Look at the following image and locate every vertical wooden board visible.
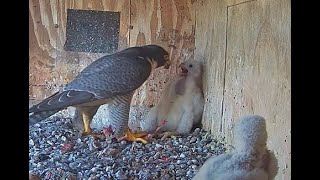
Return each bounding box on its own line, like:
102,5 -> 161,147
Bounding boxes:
29,86 -> 55,104
29,0 -> 59,100
194,0 -> 228,136
223,0 -> 290,179
130,0 -> 196,109
29,0 -> 130,101
226,0 -> 256,6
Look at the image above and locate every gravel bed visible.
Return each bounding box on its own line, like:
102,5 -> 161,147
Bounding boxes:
29,117 -> 226,180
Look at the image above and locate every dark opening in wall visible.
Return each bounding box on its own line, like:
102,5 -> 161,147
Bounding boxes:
64,9 -> 120,53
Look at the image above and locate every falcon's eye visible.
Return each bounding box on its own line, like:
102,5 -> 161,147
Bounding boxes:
189,64 -> 193,68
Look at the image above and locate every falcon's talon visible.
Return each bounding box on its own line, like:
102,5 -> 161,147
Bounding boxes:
81,131 -> 92,137
120,128 -> 149,144
131,130 -> 149,137
134,138 -> 148,144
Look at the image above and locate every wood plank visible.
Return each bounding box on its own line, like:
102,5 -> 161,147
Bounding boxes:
223,0 -> 291,179
29,0 -> 130,100
130,0 -> 196,109
226,0 -> 256,6
29,0 -> 58,99
194,0 -> 228,136
29,1 -> 291,178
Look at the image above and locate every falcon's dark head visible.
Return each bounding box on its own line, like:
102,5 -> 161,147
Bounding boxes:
142,45 -> 171,69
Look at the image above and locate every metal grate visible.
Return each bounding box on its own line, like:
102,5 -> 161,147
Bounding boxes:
64,9 -> 120,53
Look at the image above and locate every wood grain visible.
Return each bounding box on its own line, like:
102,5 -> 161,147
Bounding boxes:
29,0 -> 130,101
29,1 -> 290,179
223,1 -> 291,179
194,0 -> 228,135
130,0 -> 196,108
195,0 -> 291,179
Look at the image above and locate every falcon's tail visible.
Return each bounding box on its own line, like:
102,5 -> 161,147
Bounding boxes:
29,109 -> 61,126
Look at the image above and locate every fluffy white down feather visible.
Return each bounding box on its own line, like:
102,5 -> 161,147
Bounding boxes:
192,115 -> 278,180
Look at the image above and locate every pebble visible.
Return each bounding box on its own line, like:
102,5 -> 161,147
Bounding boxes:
180,153 -> 186,158
155,143 -> 163,148
191,159 -> 198,164
61,136 -> 67,141
186,170 -> 193,176
91,167 -> 98,173
190,136 -> 197,143
29,116 -> 227,179
29,139 -> 35,146
120,140 -> 127,145
115,170 -> 127,179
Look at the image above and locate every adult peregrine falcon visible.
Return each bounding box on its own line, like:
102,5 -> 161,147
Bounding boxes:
29,44 -> 170,142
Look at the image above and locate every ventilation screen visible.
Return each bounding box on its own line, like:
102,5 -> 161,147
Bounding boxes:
64,9 -> 120,53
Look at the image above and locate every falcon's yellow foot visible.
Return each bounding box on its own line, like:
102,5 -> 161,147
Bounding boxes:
81,129 -> 92,137
118,129 -> 149,144
81,112 -> 97,137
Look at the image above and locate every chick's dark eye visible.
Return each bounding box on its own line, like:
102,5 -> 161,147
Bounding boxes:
189,64 -> 193,68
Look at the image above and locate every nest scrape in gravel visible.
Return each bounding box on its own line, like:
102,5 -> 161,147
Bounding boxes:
29,117 -> 227,180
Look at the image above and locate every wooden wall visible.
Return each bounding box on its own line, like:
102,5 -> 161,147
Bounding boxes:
29,0 -> 290,179
29,0 -> 195,107
29,0 -> 130,104
195,0 -> 291,179
129,0 -> 196,107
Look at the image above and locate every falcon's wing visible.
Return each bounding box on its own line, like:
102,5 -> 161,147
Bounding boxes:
64,53 -> 152,98
29,90 -> 96,113
30,50 -> 152,113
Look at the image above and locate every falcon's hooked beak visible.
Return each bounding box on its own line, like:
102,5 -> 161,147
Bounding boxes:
163,54 -> 171,69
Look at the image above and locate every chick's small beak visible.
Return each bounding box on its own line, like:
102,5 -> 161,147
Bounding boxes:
178,63 -> 188,75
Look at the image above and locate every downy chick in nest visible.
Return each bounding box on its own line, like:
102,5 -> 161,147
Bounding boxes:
140,59 -> 205,139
